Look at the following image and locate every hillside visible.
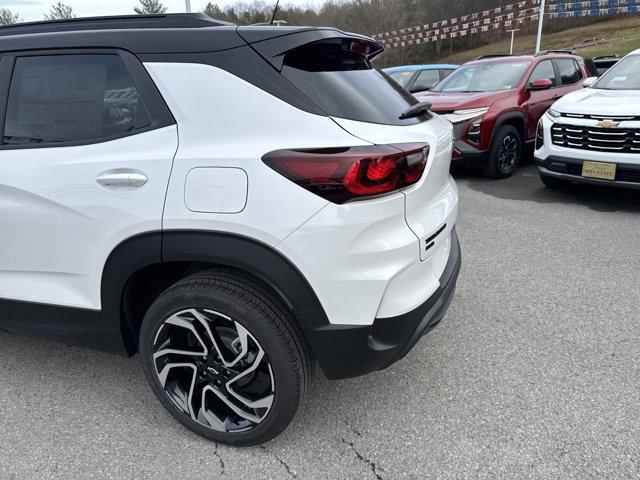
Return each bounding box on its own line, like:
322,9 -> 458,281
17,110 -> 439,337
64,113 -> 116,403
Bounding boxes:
437,16 -> 640,64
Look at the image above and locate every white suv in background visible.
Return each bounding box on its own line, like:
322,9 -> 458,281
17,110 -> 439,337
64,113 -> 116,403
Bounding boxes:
0,14 -> 460,446
535,48 -> 640,189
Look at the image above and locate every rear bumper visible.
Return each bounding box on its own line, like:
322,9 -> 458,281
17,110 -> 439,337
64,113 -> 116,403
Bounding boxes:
535,155 -> 640,190
308,228 -> 461,380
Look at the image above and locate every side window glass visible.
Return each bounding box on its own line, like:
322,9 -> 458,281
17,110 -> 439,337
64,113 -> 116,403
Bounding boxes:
440,69 -> 456,80
4,54 -> 150,146
556,59 -> 582,86
411,69 -> 441,92
529,60 -> 557,86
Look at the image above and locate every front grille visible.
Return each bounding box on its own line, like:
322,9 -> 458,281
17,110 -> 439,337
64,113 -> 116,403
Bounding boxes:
551,124 -> 640,153
547,162 -> 640,183
563,113 -> 640,121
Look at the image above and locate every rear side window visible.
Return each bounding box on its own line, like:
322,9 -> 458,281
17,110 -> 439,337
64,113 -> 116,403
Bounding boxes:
583,58 -> 598,77
555,59 -> 582,86
280,39 -> 420,125
412,69 -> 441,92
387,70 -> 415,88
4,54 -> 150,146
529,60 -> 557,86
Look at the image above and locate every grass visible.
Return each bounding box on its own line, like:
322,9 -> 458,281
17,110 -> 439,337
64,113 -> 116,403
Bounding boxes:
437,15 -> 640,63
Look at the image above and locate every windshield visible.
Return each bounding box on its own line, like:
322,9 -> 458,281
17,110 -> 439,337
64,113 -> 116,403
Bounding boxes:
594,55 -> 640,90
386,70 -> 415,88
433,61 -> 531,93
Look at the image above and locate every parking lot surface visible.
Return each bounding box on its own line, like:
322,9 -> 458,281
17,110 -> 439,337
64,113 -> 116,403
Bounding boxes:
1,163 -> 638,479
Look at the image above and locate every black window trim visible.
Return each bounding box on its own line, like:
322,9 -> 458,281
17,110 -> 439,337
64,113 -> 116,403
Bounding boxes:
0,48 -> 175,150
527,59 -> 560,89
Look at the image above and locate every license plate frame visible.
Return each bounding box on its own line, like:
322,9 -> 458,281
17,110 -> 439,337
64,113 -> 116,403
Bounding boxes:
582,161 -> 617,181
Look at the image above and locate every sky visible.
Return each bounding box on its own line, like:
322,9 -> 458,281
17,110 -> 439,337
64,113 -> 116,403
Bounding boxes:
2,0 -> 320,22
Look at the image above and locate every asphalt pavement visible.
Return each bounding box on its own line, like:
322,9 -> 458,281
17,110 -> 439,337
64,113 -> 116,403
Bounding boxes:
1,162 -> 639,479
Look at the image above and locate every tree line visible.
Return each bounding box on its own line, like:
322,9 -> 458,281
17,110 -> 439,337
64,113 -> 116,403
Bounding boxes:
0,0 -> 617,66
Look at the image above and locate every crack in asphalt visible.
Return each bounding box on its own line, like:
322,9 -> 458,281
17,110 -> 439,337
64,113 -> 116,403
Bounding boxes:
259,445 -> 297,478
341,423 -> 383,480
213,443 -> 227,476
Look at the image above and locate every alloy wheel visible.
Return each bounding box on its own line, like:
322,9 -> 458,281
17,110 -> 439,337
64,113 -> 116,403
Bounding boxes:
152,308 -> 275,433
498,134 -> 520,172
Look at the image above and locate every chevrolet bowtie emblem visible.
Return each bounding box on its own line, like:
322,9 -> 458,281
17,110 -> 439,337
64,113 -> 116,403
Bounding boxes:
597,119 -> 620,129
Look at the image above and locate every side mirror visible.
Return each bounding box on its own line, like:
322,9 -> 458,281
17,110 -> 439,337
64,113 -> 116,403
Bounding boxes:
527,79 -> 554,91
583,76 -> 598,88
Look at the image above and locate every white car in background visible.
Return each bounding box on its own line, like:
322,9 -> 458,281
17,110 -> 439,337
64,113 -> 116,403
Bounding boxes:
535,48 -> 640,189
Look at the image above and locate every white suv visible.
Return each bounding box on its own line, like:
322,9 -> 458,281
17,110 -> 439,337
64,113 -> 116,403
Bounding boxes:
0,14 -> 460,446
535,48 -> 640,189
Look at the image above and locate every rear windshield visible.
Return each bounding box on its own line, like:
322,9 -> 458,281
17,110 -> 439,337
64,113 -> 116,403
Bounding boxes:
281,39 -> 421,125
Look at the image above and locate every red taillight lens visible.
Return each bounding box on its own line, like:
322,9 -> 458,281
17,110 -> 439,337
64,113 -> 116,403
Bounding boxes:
262,143 -> 429,204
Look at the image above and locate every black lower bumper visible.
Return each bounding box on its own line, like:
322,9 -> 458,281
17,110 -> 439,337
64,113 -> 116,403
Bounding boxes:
452,140 -> 488,165
307,229 -> 462,380
536,155 -> 640,190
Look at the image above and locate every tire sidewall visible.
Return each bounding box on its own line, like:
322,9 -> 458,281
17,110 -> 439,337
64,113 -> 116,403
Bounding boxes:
140,284 -> 302,446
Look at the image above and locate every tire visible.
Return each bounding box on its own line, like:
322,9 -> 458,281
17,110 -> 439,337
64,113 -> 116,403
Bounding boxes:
140,269 -> 312,446
540,173 -> 570,189
483,125 -> 523,179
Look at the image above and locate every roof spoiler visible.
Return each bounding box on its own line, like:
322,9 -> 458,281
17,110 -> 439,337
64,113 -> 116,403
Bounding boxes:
237,27 -> 383,70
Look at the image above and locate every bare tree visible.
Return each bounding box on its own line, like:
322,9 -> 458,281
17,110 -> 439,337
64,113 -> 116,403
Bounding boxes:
44,2 -> 75,20
0,7 -> 21,24
203,2 -> 224,18
134,0 -> 168,14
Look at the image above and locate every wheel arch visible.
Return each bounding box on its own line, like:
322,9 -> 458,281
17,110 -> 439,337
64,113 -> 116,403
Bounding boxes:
490,111 -> 526,146
102,230 -> 329,356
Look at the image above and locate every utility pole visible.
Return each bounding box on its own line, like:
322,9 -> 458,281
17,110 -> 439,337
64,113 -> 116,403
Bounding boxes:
185,0 -> 191,13
507,29 -> 520,54
535,0 -> 546,53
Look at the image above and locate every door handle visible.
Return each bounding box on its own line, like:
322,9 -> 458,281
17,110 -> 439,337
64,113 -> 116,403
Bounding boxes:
96,170 -> 148,189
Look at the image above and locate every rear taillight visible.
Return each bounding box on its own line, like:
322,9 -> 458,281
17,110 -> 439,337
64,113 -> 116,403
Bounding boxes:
262,143 -> 429,204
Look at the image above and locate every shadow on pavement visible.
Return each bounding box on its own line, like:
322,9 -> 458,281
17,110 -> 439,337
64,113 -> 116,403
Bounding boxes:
453,163 -> 640,213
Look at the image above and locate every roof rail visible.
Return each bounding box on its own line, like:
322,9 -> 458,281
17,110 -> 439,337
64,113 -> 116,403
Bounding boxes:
535,49 -> 576,56
475,54 -> 512,60
0,13 -> 233,37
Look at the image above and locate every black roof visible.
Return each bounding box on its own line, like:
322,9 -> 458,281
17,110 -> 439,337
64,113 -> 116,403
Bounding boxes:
0,13 -> 231,36
0,13 -> 380,56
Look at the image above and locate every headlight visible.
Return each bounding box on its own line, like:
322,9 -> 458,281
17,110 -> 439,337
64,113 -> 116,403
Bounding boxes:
443,107 -> 490,124
547,108 -> 561,118
467,119 -> 482,144
535,119 -> 544,149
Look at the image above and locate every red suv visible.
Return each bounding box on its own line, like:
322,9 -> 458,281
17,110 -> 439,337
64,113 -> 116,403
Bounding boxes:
417,52 -> 597,178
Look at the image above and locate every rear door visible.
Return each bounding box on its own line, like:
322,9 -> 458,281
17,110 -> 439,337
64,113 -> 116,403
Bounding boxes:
0,50 -> 177,310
